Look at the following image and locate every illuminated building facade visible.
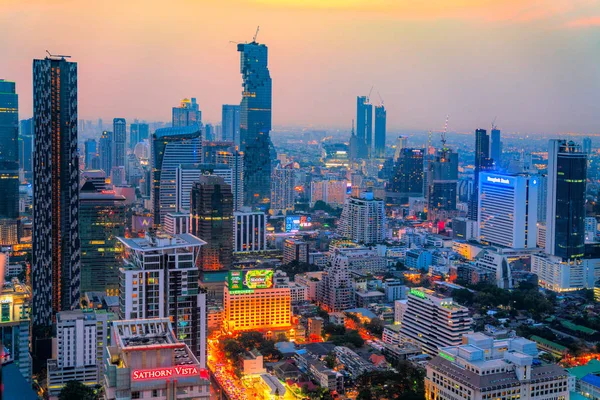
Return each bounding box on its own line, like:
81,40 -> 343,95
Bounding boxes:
172,97 -> 201,128
0,278 -> 32,382
112,118 -> 126,168
176,163 -> 233,213
270,163 -> 295,214
388,148 -> 424,204
234,209 -> 267,252
117,231 -> 207,361
222,104 -> 240,145
223,269 -> 291,333
238,41 -> 272,207
399,288 -> 472,355
190,176 -> 234,271
104,319 -> 210,400
338,191 -> 385,244
33,56 -> 81,326
283,238 -> 309,264
79,182 -> 126,295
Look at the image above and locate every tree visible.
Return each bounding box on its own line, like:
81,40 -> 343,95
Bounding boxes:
365,318 -> 385,336
59,380 -> 96,400
324,352 -> 336,369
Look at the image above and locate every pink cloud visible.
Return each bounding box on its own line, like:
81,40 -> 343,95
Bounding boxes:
564,16 -> 600,28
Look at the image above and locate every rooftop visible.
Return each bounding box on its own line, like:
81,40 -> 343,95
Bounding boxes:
117,231 -> 206,251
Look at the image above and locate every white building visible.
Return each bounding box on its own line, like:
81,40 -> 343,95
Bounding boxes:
117,231 -> 207,365
425,333 -> 569,400
394,299 -> 407,325
338,191 -> 386,244
537,222 -> 546,248
382,325 -> 402,346
47,310 -> 115,398
399,288 -> 472,355
294,271 -> 324,301
273,270 -> 309,304
164,212 -> 190,234
478,172 -> 538,249
176,163 -> 233,213
474,249 -> 512,289
271,163 -> 296,214
215,149 -> 244,211
586,217 -> 598,241
310,179 -> 347,207
317,252 -> 355,312
531,253 -> 595,292
327,247 -> 387,274
234,209 -> 267,252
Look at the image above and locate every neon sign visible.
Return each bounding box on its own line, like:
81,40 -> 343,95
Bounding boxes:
132,366 -> 204,380
486,176 -> 510,185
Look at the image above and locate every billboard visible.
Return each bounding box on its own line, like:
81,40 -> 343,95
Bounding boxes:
285,215 -> 312,233
132,366 -> 208,381
228,269 -> 274,291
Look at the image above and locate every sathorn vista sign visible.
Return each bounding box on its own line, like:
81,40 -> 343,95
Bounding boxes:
131,366 -> 204,380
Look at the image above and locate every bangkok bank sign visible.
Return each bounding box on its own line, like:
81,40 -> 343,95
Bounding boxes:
132,366 -> 207,381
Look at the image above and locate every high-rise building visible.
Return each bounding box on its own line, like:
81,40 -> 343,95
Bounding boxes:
99,130 -> 113,176
164,212 -> 190,235
204,123 -> 214,141
176,163 -> 233,213
112,118 -> 126,168
425,333 -> 569,400
222,104 -> 241,145
19,118 -> 33,176
130,122 -> 149,149
356,96 -> 373,159
46,309 -> 115,398
310,179 -> 347,207
117,231 -> 207,360
426,148 -> 458,219
271,163 -> 296,214
172,97 -> 201,127
583,136 -> 592,155
190,176 -> 234,271
234,209 -> 267,252
283,238 -> 309,264
317,251 -> 355,312
0,278 -> 32,382
216,148 -> 244,211
84,138 -> 98,170
152,124 -> 202,226
393,136 -> 408,162
490,127 -> 502,165
398,288 -> 472,355
478,172 -> 538,249
468,129 -> 494,221
104,319 -> 211,400
0,80 -> 20,243
388,148 -> 424,204
537,174 -> 548,223
238,41 -> 272,207
546,139 -> 586,260
373,105 -> 386,159
32,55 -> 81,326
79,181 -> 126,295
338,191 -> 385,244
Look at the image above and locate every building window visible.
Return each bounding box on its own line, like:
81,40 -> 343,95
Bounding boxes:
131,392 -> 141,399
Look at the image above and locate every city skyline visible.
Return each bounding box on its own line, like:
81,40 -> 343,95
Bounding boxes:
2,0 -> 600,134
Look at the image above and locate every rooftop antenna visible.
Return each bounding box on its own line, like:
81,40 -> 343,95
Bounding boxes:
491,116 -> 497,131
377,91 -> 384,106
45,50 -> 71,59
441,114 -> 449,151
351,119 -> 355,136
253,26 -> 260,43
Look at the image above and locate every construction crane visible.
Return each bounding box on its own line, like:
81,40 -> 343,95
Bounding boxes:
46,50 -> 71,59
491,116 -> 497,131
253,26 -> 260,43
377,91 -> 384,106
367,86 -> 374,103
441,114 -> 449,150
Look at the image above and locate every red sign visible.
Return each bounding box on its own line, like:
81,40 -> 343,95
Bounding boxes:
132,366 -> 205,380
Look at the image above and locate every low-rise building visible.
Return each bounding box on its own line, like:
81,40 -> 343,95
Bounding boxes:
382,324 -> 402,346
243,349 -> 265,375
334,346 -> 376,379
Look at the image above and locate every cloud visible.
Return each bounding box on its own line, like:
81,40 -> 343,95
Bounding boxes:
564,16 -> 600,27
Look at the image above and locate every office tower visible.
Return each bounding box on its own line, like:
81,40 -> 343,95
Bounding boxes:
356,96 -> 373,159
238,41 -> 272,207
425,333 -> 568,400
117,232 -> 208,361
99,130 -> 113,175
583,136 -> 592,155
374,105 -> 386,158
112,118 -> 126,167
217,148 -> 244,211
537,174 -> 547,223
393,136 -> 408,162
32,55 -> 81,326
84,138 -> 97,169
223,270 -> 291,333
468,129 -> 494,221
176,163 -> 233,213
104,319 -> 211,400
478,172 -> 538,249
0,80 -> 20,242
190,176 -> 234,271
234,209 -> 267,252
204,123 -> 214,141
271,163 -> 296,214
130,122 -> 149,149
201,140 -> 233,163
222,104 -> 241,145
79,181 -> 126,295
81,169 -> 108,191
172,97 -> 201,127
398,288 -> 472,355
0,278 -> 32,382
152,124 -> 201,225
98,118 -> 103,132
338,191 -> 385,244
110,166 -> 126,186
46,310 -> 115,398
310,179 -> 347,207
283,238 -> 309,264
19,118 -> 33,175
490,127 -> 502,164
164,212 -> 190,235
546,139 -> 586,259
317,250 -> 355,312
388,148 -> 424,204
426,148 -> 458,219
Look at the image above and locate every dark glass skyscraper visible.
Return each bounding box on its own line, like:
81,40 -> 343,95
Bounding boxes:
490,128 -> 502,165
190,175 -> 233,271
0,80 -> 20,224
19,118 -> 33,178
112,118 -> 126,168
546,139 -> 587,260
468,129 -> 494,221
356,96 -> 373,159
238,41 -> 272,207
426,148 -> 458,219
388,148 -> 424,204
130,122 -> 149,149
374,105 -> 386,159
32,56 -> 81,326
222,104 -> 241,146
84,138 -> 97,169
99,130 -> 113,175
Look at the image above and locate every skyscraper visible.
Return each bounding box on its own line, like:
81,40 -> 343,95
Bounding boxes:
374,105 -> 386,159
270,163 -> 296,215
19,118 -> 33,178
190,176 -> 233,271
222,104 -> 241,145
583,137 -> 592,155
130,122 -> 149,149
84,139 -> 97,170
338,191 -> 386,244
176,163 -> 233,213
546,139 -> 586,260
33,55 -> 81,326
217,148 -> 244,211
426,148 -> 458,219
238,41 -> 272,207
356,96 -> 373,159
0,80 -> 20,243
99,130 -> 113,176
112,118 -> 126,168
388,148 -> 424,204
234,209 -> 267,252
172,98 -> 201,127
152,124 -> 202,226
468,129 -> 493,221
490,128 -> 502,165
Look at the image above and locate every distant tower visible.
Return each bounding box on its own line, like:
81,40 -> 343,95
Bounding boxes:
84,138 -> 98,170
583,137 -> 592,155
356,96 -> 373,159
222,105 -> 241,146
172,98 -> 202,128
490,126 -> 502,165
468,129 -> 493,221
0,80 -> 20,243
374,105 -> 386,158
99,130 -> 113,176
112,118 -> 126,168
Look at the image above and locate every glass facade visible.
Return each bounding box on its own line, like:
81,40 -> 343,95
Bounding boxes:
388,148 -> 424,204
374,105 -> 386,158
238,42 -> 272,207
0,80 -> 20,222
356,96 -> 373,159
112,118 -> 126,168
